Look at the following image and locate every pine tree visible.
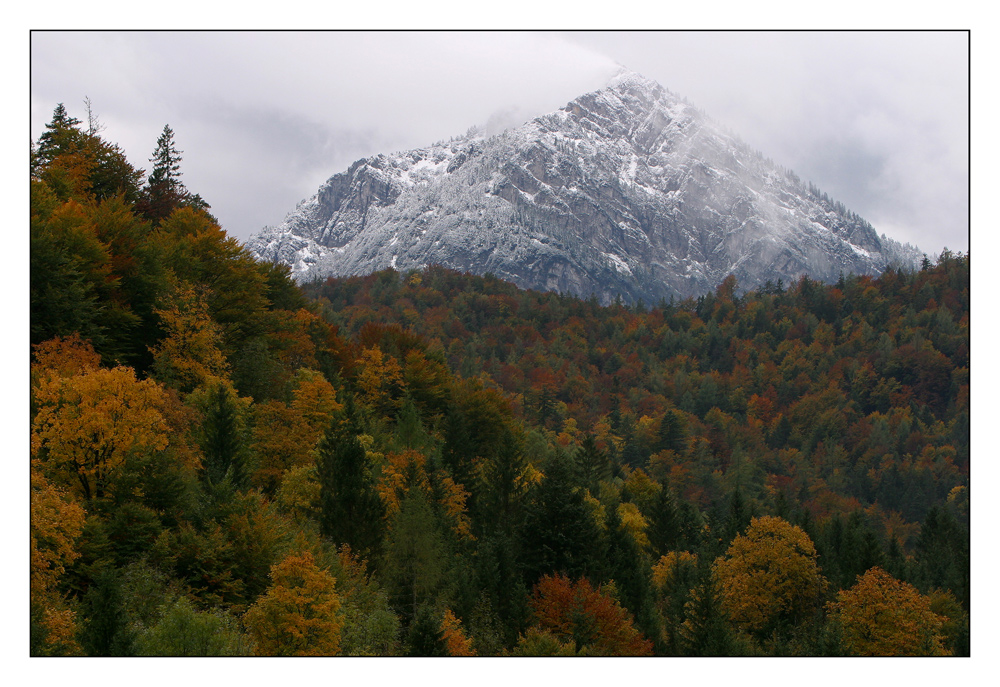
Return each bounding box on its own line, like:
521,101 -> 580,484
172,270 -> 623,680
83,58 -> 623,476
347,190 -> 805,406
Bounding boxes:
199,381 -> 250,492
678,572 -> 735,656
406,605 -> 448,656
656,408 -> 689,454
383,486 -> 449,623
602,502 -> 659,651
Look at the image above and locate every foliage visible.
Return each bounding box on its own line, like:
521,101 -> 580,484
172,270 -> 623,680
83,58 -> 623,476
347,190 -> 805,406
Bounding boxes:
30,462 -> 86,655
135,596 -> 248,656
526,574 -> 654,656
441,608 -> 476,656
32,362 -> 171,501
149,281 -> 230,393
827,566 -> 949,656
243,551 -> 343,656
712,516 -> 828,636
28,106 -> 970,656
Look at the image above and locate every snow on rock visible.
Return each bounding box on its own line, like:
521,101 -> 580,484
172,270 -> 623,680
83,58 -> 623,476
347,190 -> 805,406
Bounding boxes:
245,68 -> 923,304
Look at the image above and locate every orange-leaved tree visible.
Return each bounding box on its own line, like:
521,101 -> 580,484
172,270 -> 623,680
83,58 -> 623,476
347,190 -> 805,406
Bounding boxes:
526,573 -> 654,656
441,608 -> 476,656
148,280 -> 229,394
827,566 -> 949,656
243,551 -> 343,656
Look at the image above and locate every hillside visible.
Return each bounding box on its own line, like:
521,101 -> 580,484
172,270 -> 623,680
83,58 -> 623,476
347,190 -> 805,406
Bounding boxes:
29,102 -> 968,657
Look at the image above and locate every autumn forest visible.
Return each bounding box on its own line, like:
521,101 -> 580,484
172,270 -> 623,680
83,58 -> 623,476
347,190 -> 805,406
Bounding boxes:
29,104 -> 970,657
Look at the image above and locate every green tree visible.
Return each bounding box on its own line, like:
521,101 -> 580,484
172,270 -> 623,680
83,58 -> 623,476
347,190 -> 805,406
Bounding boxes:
79,565 -> 136,656
656,408 -> 689,454
575,434 -> 611,494
678,573 -> 738,656
189,380 -> 252,493
519,452 -> 602,586
316,405 -> 384,559
383,486 -> 449,623
135,597 -> 248,656
406,604 -> 449,656
140,124 -> 186,222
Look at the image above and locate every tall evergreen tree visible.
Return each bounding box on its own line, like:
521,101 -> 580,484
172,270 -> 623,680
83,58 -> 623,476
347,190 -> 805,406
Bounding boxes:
316,401 -> 385,559
575,434 -> 611,494
140,124 -> 187,222
34,103 -> 83,171
602,502 -> 659,651
519,452 -> 602,586
199,381 -> 251,492
79,565 -> 136,656
657,408 -> 689,454
383,486 -> 449,624
406,605 -> 448,656
678,573 -> 736,657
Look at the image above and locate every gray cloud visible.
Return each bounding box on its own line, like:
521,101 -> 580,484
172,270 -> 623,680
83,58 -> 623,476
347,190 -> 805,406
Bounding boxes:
561,31 -> 968,257
31,30 -> 967,257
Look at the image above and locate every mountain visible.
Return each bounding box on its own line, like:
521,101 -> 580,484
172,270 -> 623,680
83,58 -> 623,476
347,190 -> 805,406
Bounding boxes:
246,69 -> 923,303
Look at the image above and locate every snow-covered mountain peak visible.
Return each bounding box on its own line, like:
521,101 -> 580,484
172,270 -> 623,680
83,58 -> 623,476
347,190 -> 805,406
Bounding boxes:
246,68 -> 922,303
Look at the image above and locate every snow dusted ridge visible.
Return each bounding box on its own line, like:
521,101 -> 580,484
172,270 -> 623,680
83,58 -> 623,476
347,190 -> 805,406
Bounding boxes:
246,68 -> 923,303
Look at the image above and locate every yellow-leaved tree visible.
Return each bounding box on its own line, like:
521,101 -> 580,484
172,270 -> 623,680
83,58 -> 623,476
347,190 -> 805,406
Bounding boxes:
712,515 -> 828,636
32,344 -> 171,501
30,460 -> 86,655
149,280 -> 229,394
827,567 -> 950,656
243,551 -> 343,656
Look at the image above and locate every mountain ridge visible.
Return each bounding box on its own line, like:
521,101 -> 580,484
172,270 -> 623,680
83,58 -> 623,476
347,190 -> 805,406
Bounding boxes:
246,69 -> 923,303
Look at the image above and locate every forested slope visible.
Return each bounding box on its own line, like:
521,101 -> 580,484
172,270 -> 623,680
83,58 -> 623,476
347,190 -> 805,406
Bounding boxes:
30,104 -> 969,657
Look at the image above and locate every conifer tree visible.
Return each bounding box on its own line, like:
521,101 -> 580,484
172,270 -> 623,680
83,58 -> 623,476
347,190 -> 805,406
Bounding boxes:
519,452 -> 602,586
198,381 -> 251,492
656,408 -> 689,454
406,605 -> 448,656
140,124 -> 188,222
34,103 -> 83,170
316,401 -> 385,559
575,434 -> 611,494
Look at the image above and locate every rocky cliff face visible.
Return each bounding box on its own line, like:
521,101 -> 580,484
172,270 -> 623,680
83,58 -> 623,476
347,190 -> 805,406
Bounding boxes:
247,69 -> 922,303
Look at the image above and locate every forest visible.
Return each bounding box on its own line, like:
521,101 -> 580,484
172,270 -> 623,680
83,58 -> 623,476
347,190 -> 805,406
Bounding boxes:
30,103 -> 969,657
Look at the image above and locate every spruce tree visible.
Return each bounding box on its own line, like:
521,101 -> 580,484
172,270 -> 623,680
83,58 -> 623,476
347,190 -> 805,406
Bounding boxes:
140,124 -> 188,221
519,452 -> 602,586
316,401 -> 385,559
656,408 -> 689,454
406,605 -> 448,656
34,103 -> 83,170
575,434 -> 610,494
200,381 -> 250,492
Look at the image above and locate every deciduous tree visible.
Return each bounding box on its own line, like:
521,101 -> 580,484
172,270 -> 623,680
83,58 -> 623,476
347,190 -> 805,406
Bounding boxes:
712,515 -> 827,636
32,362 -> 170,501
30,461 -> 86,655
243,551 -> 343,656
827,566 -> 949,656
527,574 -> 654,656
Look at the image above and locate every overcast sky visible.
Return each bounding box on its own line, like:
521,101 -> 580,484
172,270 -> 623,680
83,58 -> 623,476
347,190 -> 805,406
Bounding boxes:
30,30 -> 969,256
